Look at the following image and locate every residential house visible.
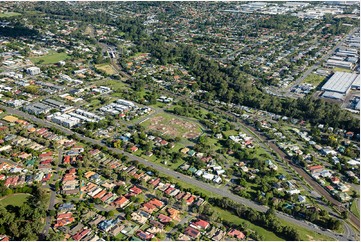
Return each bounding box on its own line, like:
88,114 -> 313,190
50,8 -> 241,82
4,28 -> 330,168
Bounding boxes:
184,226 -> 201,239
228,229 -> 246,240
136,230 -> 154,241
158,214 -> 172,223
191,219 -> 210,230
112,196 -> 129,208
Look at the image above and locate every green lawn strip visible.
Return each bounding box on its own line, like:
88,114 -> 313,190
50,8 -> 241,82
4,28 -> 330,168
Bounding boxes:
0,193 -> 31,207
0,12 -> 21,17
333,67 -> 352,73
278,219 -> 335,241
212,206 -> 283,241
350,200 -> 360,219
30,51 -> 69,64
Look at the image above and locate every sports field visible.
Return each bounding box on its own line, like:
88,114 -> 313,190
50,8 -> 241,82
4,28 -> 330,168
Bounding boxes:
30,51 -> 69,64
141,113 -> 202,139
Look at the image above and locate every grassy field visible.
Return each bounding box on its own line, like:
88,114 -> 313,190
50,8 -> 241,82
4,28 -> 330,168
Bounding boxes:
98,80 -> 128,92
30,51 -> 69,64
0,193 -> 30,207
213,206 -> 283,241
141,112 -> 202,139
0,12 -> 21,17
214,204 -> 334,241
303,73 -> 326,86
279,220 -> 335,241
222,130 -> 238,138
351,200 -> 360,219
95,63 -> 117,75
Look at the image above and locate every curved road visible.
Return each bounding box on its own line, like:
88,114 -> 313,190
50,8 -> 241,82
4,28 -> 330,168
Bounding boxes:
0,104 -> 352,241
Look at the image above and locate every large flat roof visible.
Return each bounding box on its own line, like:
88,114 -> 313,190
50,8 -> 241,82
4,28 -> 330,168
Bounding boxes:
321,71 -> 358,94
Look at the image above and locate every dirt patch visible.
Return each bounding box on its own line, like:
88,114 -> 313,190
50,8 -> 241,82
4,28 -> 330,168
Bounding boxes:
147,116 -> 201,139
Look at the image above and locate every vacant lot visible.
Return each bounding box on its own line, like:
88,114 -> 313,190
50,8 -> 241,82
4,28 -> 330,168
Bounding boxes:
30,51 -> 69,64
304,73 -> 326,86
0,12 -> 21,18
141,113 -> 202,139
95,63 -> 117,75
0,193 -> 30,207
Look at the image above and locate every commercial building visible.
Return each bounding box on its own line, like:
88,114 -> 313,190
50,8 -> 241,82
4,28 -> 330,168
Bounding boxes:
116,99 -> 136,108
321,72 -> 358,94
26,67 -> 41,75
51,113 -> 80,128
23,102 -> 52,115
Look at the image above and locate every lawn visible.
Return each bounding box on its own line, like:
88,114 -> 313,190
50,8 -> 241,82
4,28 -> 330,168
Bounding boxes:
213,206 -> 283,241
95,64 -> 117,75
0,193 -> 31,207
351,200 -> 359,219
114,233 -> 128,240
30,51 -> 69,64
0,12 -> 21,17
141,112 -> 202,139
303,73 -> 326,86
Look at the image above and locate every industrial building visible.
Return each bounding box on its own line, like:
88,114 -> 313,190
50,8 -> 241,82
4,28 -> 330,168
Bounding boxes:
321,72 -> 359,94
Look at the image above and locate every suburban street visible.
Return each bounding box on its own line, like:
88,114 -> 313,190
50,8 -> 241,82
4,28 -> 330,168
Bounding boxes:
41,147 -> 63,237
0,104 -> 353,241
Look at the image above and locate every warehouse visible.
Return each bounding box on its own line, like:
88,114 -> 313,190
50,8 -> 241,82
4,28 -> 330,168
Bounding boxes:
321,72 -> 358,94
325,59 -> 354,70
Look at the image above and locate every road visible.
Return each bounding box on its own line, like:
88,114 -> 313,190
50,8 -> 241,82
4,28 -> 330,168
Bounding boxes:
41,147 -> 62,237
0,104 -> 351,241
